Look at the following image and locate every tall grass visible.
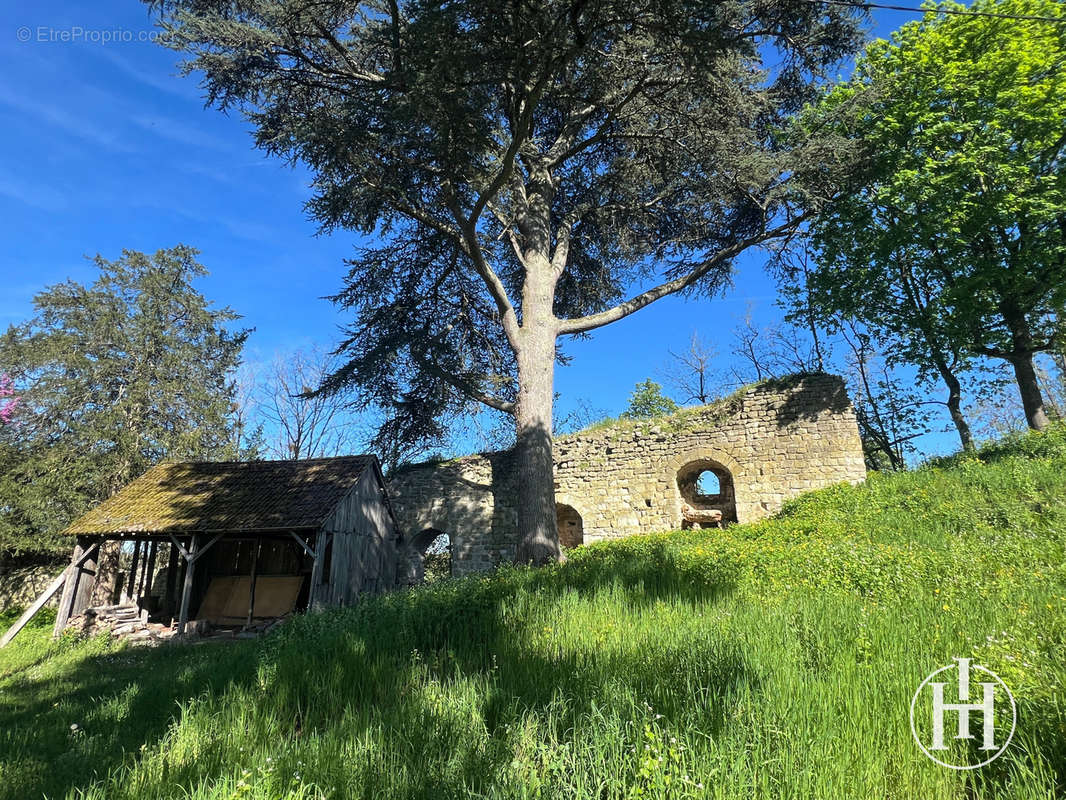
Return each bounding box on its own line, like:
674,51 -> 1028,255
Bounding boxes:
0,428 -> 1064,799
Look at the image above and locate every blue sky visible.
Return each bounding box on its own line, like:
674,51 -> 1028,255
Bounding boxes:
0,2 -> 944,455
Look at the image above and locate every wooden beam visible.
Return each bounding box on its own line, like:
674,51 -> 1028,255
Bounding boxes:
167,533 -> 223,564
137,540 -> 152,603
176,534 -> 200,636
288,530 -> 315,559
245,540 -> 262,629
141,540 -> 158,613
193,534 -> 224,563
68,544 -> 102,570
1,569 -> 68,648
53,544 -> 83,637
168,533 -> 191,561
125,539 -> 142,603
163,542 -> 178,621
169,531 -> 226,636
176,555 -> 188,624
69,538 -> 99,622
307,531 -> 331,610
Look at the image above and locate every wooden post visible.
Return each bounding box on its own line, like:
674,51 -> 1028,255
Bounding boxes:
141,541 -> 158,610
72,541 -> 99,620
53,544 -> 84,637
308,531 -> 329,610
52,539 -> 101,637
163,543 -> 178,620
137,540 -> 150,601
93,541 -> 122,607
245,539 -> 262,629
177,535 -> 199,636
125,539 -> 142,603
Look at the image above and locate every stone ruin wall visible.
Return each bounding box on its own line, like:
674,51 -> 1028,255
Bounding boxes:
387,373 -> 867,577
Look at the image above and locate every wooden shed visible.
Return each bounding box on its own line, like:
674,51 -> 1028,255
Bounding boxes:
47,455 -> 399,637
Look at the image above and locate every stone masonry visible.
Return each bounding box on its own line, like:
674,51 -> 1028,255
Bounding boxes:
388,373 -> 866,576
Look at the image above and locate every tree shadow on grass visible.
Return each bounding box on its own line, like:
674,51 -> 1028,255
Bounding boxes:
0,550 -> 750,800
0,636 -> 262,800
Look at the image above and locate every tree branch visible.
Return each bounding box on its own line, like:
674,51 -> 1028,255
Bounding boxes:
545,77 -> 657,167
421,358 -> 515,414
469,76 -> 546,224
309,20 -> 386,84
559,214 -> 809,335
446,197 -> 522,348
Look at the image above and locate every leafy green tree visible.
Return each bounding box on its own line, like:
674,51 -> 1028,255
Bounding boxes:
0,246 -> 253,559
778,239 -> 981,450
799,0 -> 1066,434
149,0 -> 865,563
621,380 -> 678,420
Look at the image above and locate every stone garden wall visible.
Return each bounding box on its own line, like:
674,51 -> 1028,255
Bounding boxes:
388,373 -> 866,576
0,565 -> 63,611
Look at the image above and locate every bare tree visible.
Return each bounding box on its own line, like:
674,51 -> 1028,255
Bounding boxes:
229,362 -> 264,459
555,397 -> 609,435
663,332 -> 718,405
729,309 -> 823,387
257,347 -> 365,460
1038,352 -> 1066,422
774,243 -> 828,372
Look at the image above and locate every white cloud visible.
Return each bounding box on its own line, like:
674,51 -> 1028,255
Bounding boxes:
0,85 -> 132,152
0,177 -> 68,211
93,47 -> 200,100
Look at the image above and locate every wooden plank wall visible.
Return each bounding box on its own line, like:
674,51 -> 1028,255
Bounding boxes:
319,471 -> 399,606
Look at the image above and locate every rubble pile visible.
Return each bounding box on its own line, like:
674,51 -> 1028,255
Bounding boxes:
64,604 -> 291,644
66,604 -> 178,644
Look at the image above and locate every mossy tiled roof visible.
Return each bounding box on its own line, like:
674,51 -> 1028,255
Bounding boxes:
64,456 -> 376,536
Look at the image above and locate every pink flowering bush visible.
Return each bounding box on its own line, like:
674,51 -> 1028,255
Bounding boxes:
0,373 -> 17,425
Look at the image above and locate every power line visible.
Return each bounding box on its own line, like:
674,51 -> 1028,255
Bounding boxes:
801,0 -> 1066,24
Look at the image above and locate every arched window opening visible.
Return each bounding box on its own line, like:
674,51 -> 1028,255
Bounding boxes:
410,528 -> 452,583
676,459 -> 737,528
696,470 -> 721,497
555,504 -> 584,549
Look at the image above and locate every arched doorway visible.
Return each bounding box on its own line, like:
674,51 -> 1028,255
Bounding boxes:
555,504 -> 584,549
676,459 -> 737,527
408,528 -> 452,583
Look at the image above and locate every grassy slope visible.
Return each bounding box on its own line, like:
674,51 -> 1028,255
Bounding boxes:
1,430 -> 1064,800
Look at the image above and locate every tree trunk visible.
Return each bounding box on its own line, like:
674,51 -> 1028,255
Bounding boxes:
932,358 -> 974,451
1000,303 -> 1050,431
1008,351 -> 1050,431
945,383 -> 975,451
513,387 -> 559,564
513,252 -> 562,565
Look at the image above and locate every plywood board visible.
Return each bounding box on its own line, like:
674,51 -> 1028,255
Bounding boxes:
249,576 -> 304,617
197,575 -> 304,624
